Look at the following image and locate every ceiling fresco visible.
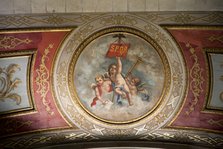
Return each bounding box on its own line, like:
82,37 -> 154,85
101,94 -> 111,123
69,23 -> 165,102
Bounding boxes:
0,13 -> 222,149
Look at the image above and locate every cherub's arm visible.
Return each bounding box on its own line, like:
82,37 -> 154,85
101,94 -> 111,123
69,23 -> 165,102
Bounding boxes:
116,57 -> 122,74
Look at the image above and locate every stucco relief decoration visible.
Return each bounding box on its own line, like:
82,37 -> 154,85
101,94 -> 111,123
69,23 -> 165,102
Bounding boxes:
53,14 -> 186,136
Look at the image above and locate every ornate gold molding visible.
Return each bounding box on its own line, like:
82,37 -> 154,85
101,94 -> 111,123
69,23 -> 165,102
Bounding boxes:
0,12 -> 222,29
185,43 -> 204,115
188,134 -> 222,146
207,119 -> 223,127
208,35 -> 223,43
100,15 -> 137,26
2,135 -> 52,149
35,44 -> 54,115
2,129 -> 222,149
3,119 -> 32,133
0,36 -> 32,49
140,132 -> 175,140
0,14 -> 99,29
1,130 -> 98,149
64,132 -> 98,141
139,12 -> 223,25
140,130 -> 223,147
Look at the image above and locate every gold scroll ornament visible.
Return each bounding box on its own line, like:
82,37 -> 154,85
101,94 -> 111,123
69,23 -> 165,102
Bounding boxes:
35,44 -> 54,115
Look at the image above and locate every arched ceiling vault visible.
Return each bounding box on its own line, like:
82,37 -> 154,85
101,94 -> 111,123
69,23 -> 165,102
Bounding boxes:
0,1 -> 223,149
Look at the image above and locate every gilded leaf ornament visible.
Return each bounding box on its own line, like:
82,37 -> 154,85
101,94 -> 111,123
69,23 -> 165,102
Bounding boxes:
35,44 -> 54,115
0,64 -> 22,105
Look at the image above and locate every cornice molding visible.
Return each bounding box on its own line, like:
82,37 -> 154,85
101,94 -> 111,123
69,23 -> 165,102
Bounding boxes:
0,12 -> 222,29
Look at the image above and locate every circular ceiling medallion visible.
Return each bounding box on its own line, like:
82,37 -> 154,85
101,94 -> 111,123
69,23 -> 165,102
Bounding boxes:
53,14 -> 186,135
69,28 -> 169,124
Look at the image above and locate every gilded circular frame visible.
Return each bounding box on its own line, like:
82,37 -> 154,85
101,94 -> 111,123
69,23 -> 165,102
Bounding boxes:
53,14 -> 186,136
68,27 -> 170,124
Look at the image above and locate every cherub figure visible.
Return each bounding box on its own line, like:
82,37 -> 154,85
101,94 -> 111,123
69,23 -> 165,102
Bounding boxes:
91,74 -> 112,107
125,74 -> 141,96
107,57 -> 133,106
126,73 -> 150,101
